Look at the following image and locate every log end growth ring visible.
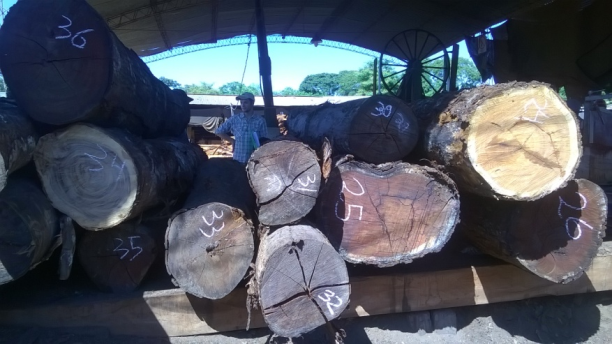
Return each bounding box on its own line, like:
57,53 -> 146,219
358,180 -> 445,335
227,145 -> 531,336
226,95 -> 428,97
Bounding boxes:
0,0 -> 111,124
348,96 -> 419,164
166,203 -> 254,299
34,124 -> 137,230
467,86 -> 580,200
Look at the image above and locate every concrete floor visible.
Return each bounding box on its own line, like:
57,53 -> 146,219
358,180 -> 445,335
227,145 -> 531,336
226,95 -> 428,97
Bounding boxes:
2,290 -> 612,344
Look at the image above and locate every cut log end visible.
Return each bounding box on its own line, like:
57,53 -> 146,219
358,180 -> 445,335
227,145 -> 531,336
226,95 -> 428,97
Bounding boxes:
348,95 -> 419,164
256,225 -> 349,338
0,0 -> 111,123
77,222 -> 157,293
318,160 -> 460,267
247,140 -> 321,226
166,203 -> 254,299
466,85 -> 580,200
511,179 -> 607,283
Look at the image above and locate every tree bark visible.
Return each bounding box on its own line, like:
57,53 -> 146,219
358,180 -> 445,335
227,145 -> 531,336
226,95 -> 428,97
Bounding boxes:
0,99 -> 37,192
0,178 -> 60,285
286,95 -> 419,164
247,140 -> 321,226
255,224 -> 350,338
461,179 -> 607,284
166,158 -> 256,299
34,123 -> 206,230
317,156 -> 460,267
0,0 -> 190,139
411,81 -> 582,201
78,221 -> 157,293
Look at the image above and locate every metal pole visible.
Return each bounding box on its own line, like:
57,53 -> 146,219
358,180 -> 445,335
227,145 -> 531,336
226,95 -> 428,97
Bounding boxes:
373,58 -> 378,95
254,0 -> 275,126
449,44 -> 459,91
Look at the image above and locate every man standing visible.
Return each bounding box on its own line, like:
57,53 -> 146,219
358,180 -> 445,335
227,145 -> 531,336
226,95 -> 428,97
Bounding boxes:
215,92 -> 269,164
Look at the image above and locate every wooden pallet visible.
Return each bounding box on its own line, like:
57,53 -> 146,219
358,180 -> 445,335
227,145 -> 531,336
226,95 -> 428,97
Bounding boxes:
0,241 -> 611,337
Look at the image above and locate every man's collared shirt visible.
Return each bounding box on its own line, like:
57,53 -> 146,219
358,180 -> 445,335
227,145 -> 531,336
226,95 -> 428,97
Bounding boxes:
215,112 -> 268,164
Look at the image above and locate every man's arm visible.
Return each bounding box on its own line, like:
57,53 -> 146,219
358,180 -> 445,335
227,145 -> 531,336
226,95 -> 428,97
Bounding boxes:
215,118 -> 235,146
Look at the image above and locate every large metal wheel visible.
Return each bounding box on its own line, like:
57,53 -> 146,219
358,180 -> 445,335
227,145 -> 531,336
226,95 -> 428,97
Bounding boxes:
379,29 -> 450,102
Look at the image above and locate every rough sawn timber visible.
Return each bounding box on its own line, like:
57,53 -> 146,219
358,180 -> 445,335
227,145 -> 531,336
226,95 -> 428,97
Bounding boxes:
255,225 -> 350,338
0,99 -> 37,192
461,179 -> 607,284
0,0 -> 191,138
317,156 -> 460,267
34,123 -> 206,230
247,140 -> 321,226
166,158 -> 256,300
0,178 -> 60,285
411,81 -> 581,201
286,95 -> 419,164
1,241 -> 612,337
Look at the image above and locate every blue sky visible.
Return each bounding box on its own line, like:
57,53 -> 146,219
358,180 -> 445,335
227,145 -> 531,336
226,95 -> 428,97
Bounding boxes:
1,0 -> 472,91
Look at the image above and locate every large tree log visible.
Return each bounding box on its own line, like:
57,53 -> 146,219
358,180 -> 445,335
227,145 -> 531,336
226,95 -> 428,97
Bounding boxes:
247,140 -> 321,226
461,179 -> 607,284
0,0 -> 190,138
286,95 -> 419,164
0,99 -> 37,192
0,178 -> 60,285
34,123 -> 206,230
78,221 -> 157,293
255,224 -> 349,338
166,158 -> 255,299
317,157 -> 460,267
411,81 -> 581,201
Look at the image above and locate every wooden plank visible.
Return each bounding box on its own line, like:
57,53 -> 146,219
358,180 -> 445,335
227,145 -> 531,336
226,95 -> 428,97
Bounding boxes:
1,242 -> 611,337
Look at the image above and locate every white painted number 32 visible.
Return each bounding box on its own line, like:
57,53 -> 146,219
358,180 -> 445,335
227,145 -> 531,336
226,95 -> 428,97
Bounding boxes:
317,289 -> 343,316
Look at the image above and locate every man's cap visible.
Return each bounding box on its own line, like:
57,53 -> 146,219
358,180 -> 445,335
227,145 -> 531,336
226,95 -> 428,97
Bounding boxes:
236,92 -> 255,101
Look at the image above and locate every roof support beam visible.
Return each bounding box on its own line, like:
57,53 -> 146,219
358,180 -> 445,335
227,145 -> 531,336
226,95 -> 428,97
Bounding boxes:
151,0 -> 173,51
210,0 -> 218,43
281,0 -> 308,39
313,0 -> 352,39
349,0 -> 402,45
107,0 -> 207,29
254,0 -> 276,127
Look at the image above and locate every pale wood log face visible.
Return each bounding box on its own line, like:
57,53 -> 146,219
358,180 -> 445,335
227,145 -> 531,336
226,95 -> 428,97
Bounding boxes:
167,203 -> 254,300
318,163 -> 459,266
467,86 -> 580,199
511,179 -> 607,283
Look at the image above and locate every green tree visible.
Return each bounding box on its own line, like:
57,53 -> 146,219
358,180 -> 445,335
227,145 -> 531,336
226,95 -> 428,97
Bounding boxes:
299,73 -> 340,96
182,82 -> 219,95
219,82 -> 261,95
0,76 -> 6,92
274,87 -> 310,96
337,70 -> 361,96
158,76 -> 182,89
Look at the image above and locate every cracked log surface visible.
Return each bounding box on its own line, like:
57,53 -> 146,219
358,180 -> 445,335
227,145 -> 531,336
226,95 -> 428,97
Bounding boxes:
461,179 -> 607,284
411,81 -> 581,201
0,178 -> 60,285
166,158 -> 255,299
255,224 -> 349,338
0,99 -> 37,192
317,157 -> 460,267
78,221 -> 157,293
247,140 -> 321,226
34,123 -> 206,230
0,0 -> 190,139
286,95 -> 419,164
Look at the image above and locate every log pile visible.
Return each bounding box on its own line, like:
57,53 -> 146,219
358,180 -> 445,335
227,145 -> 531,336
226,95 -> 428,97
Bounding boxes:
0,1 -> 605,338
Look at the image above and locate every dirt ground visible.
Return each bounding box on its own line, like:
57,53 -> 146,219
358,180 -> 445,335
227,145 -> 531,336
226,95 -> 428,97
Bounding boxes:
2,290 -> 612,344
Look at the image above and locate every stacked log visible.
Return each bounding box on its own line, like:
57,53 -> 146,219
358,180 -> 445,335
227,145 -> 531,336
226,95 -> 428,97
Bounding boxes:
0,178 -> 60,285
247,140 -> 321,226
286,95 -> 419,164
254,224 -> 349,338
0,99 -> 37,192
78,221 -> 157,293
34,123 -> 206,230
0,0 -> 190,138
166,158 -> 256,299
461,179 -> 607,283
411,81 -> 582,201
317,157 -> 460,267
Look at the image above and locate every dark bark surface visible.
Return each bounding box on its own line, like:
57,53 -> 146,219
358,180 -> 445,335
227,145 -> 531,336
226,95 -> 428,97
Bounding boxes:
0,99 -> 37,192
0,0 -> 190,138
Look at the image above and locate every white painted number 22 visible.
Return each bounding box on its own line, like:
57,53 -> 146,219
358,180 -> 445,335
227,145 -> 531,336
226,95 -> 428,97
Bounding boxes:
56,15 -> 94,49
